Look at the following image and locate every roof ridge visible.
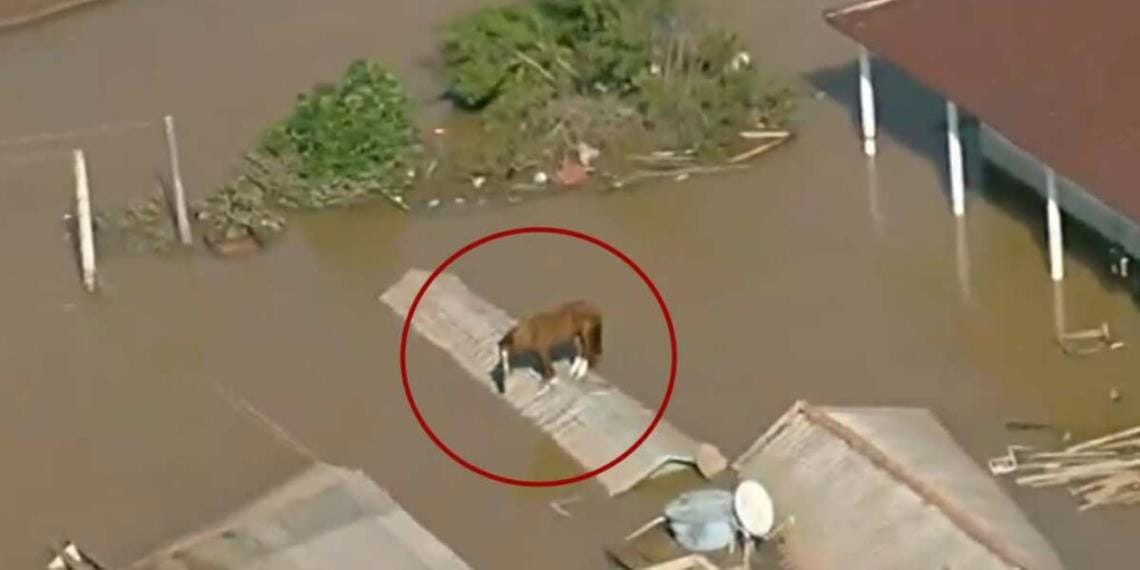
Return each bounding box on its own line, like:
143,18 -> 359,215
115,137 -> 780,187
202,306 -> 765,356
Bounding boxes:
799,404 -> 1031,570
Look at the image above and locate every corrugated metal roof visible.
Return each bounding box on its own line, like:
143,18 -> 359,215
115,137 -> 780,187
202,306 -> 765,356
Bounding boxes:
379,268 -> 719,496
733,401 -> 1065,570
128,462 -> 472,570
823,0 -> 1140,226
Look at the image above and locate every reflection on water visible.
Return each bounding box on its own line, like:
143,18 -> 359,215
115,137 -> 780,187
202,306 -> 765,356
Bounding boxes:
865,153 -> 884,236
955,214 -> 972,306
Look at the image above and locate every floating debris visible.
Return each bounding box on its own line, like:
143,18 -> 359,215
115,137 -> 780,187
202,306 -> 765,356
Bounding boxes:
549,495 -> 582,518
576,141 -> 601,168
991,424 -> 1140,510
1058,322 -> 1125,356
555,156 -> 589,187
729,51 -> 751,71
612,480 -> 779,570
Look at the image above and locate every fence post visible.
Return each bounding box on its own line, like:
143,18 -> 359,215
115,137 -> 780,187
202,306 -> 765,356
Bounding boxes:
73,149 -> 97,293
163,115 -> 193,245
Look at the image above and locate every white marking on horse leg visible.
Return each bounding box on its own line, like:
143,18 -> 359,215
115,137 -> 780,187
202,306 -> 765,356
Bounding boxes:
63,544 -> 82,562
500,349 -> 511,377
569,356 -> 584,378
570,357 -> 588,380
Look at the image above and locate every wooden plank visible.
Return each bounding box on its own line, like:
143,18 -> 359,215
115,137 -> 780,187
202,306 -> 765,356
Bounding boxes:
379,268 -> 720,496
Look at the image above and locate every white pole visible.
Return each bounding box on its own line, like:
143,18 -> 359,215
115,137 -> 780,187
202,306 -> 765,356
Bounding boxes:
163,115 -> 193,245
946,101 -> 966,217
1046,167 -> 1064,282
73,149 -> 97,293
858,46 -> 877,157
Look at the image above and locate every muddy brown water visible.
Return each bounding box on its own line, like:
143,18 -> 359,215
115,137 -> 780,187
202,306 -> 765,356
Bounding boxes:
2,0 -> 1140,568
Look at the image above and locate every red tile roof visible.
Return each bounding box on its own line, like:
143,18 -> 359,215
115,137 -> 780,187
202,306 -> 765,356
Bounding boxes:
825,0 -> 1140,223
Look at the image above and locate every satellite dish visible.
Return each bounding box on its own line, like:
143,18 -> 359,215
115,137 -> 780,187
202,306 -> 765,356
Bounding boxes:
733,479 -> 774,538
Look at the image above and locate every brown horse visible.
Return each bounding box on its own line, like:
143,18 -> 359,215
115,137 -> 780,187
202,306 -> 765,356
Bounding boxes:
495,300 -> 603,393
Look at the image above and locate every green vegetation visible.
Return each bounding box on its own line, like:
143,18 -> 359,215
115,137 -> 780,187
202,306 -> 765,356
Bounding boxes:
106,1 -> 796,257
439,0 -> 796,182
194,59 -> 419,248
256,60 -> 420,210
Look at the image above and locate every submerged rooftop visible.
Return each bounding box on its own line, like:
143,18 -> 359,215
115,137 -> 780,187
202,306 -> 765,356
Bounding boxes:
825,0 -> 1140,223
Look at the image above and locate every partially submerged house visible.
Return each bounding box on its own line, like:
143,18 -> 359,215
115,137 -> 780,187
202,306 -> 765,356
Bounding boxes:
826,0 -> 1140,296
127,462 -> 472,570
380,268 -> 725,496
733,401 -> 1065,570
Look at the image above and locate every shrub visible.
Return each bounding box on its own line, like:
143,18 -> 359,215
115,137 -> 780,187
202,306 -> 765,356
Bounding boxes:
257,59 -> 419,210
440,0 -> 796,177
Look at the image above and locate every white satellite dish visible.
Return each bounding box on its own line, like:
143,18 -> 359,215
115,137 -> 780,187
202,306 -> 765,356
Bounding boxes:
733,479 -> 775,538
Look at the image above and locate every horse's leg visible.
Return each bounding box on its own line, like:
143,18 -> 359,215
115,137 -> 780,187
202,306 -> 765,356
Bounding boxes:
500,348 -> 512,376
582,321 -> 602,367
538,350 -> 558,383
497,348 -> 512,394
570,334 -> 589,379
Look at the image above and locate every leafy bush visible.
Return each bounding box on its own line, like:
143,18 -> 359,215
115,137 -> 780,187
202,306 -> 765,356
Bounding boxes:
442,5 -> 563,109
634,28 -> 794,153
440,0 -> 796,177
535,0 -> 659,91
258,59 -> 419,209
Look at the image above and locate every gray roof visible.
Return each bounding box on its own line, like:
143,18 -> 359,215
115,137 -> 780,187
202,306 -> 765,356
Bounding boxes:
733,401 -> 1065,570
129,462 -> 472,570
380,268 -> 720,496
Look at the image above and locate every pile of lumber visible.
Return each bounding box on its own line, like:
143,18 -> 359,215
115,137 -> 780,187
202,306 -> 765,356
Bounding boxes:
989,425 -> 1140,511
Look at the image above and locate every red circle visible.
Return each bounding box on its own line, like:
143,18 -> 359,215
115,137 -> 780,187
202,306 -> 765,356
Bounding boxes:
399,226 -> 677,487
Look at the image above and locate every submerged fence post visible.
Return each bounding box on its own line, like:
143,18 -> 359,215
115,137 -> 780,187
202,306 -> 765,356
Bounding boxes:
858,46 -> 878,157
163,115 -> 193,245
73,149 -> 97,293
946,101 -> 966,217
1045,167 -> 1064,282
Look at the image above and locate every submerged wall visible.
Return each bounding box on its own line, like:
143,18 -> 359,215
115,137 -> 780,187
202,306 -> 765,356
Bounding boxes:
978,123 -> 1140,260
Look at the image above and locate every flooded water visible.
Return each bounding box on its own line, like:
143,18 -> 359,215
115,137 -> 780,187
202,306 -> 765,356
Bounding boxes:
2,0 -> 1140,568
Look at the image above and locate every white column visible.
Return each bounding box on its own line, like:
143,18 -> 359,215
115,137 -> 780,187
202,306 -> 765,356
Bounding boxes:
946,101 -> 966,217
73,149 -> 97,293
163,115 -> 193,245
1046,167 -> 1064,281
858,46 -> 877,156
